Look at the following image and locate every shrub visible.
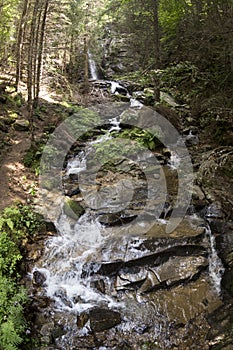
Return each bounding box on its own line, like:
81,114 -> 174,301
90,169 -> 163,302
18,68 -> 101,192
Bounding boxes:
0,204 -> 43,349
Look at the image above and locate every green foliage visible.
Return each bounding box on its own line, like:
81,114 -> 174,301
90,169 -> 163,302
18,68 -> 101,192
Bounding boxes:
23,140 -> 46,174
0,204 -> 43,240
93,125 -> 162,163
93,137 -> 140,163
0,278 -> 27,350
0,204 -> 43,349
0,0 -> 19,62
0,232 -> 21,276
158,61 -> 208,103
159,0 -> 187,42
119,127 -> 162,150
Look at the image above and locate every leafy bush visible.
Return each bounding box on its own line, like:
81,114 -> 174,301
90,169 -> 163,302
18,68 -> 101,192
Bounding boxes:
119,127 -> 162,150
0,204 -> 43,349
92,126 -> 162,164
23,140 -> 46,175
93,137 -> 140,164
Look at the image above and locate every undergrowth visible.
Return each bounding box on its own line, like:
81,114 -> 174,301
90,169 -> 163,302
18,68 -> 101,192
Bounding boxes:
0,204 -> 43,350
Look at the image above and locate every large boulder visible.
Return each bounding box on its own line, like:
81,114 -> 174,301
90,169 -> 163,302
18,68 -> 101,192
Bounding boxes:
89,307 -> 121,332
77,307 -> 121,332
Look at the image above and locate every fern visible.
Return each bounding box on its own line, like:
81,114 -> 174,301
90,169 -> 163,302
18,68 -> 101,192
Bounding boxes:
0,320 -> 22,350
0,204 -> 42,349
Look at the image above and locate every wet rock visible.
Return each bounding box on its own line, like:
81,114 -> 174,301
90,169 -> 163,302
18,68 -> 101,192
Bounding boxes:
98,213 -> 122,226
89,307 -> 121,332
77,311 -> 89,328
45,221 -> 57,234
63,199 -> 85,220
139,256 -> 208,293
208,303 -> 233,350
51,324 -> 66,341
138,270 -> 160,293
98,213 -> 136,226
68,173 -> 80,181
54,288 -> 73,308
40,322 -> 54,336
208,219 -> 226,235
116,267 -> 147,291
215,225 -> 233,266
90,279 -> 106,294
13,119 -> 30,131
27,243 -> 43,261
206,202 -> 224,219
221,269 -> 233,297
145,219 -> 205,239
33,270 -> 46,286
184,131 -> 199,146
66,187 -> 81,197
32,296 -> 52,309
96,260 -> 124,276
40,322 -> 54,345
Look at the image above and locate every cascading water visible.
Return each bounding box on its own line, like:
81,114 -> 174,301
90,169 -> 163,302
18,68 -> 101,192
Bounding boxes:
32,71 -> 226,348
33,213 -> 114,313
205,224 -> 225,294
88,51 -> 99,80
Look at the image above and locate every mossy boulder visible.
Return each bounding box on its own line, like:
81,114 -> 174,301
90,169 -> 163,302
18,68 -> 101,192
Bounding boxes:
63,199 -> 85,220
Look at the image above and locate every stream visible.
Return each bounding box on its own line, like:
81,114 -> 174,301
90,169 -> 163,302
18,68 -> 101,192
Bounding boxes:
29,58 -> 225,349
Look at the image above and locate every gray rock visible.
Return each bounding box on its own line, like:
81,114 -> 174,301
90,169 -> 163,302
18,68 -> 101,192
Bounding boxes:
33,270 -> 46,287
206,202 -> 224,219
139,256 -> 208,293
13,119 -> 30,131
63,199 -> 85,220
89,307 -> 121,332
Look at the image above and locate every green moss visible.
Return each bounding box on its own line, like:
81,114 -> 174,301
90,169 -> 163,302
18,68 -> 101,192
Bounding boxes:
63,199 -> 85,220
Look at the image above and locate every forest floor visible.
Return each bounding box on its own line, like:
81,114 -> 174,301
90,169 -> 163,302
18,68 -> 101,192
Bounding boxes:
0,82 -> 64,211
0,77 -> 112,211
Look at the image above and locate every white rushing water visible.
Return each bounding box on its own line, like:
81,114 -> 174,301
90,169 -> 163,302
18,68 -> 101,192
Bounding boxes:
33,213 -> 116,312
205,225 -> 224,294
66,151 -> 87,176
90,115 -> 121,145
88,51 -> 99,80
168,150 -> 181,169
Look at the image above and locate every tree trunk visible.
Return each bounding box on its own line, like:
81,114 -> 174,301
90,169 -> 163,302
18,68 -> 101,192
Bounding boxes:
152,0 -> 160,102
27,0 -> 40,143
33,0 -> 43,102
15,0 -> 29,91
34,0 -> 49,107
83,36 -> 89,93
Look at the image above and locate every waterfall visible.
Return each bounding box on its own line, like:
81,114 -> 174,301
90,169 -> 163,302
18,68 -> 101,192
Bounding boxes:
88,51 -> 99,80
205,225 -> 224,294
33,87 -> 226,348
33,213 -> 115,312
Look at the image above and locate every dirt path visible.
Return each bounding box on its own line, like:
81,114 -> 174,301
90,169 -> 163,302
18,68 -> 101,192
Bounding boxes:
0,129 -> 35,211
